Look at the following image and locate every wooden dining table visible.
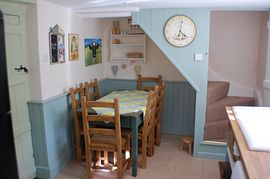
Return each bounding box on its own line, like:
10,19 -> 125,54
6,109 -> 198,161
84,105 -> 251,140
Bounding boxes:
92,90 -> 149,177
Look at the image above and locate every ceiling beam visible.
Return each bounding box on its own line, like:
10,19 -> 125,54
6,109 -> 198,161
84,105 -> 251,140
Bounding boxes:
75,6 -> 140,18
79,12 -> 132,18
76,7 -> 139,13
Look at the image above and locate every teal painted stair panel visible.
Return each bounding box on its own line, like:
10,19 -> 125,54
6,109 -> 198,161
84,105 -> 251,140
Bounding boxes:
132,9 -> 211,158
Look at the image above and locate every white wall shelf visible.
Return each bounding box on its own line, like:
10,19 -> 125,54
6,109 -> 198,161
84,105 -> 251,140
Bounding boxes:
111,44 -> 145,46
110,34 -> 146,63
111,58 -> 145,63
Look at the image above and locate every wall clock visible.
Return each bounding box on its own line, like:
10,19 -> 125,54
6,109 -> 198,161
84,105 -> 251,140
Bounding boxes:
164,15 -> 196,47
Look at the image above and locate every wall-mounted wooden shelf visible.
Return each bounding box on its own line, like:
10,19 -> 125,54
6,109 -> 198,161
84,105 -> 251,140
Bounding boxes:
110,34 -> 146,63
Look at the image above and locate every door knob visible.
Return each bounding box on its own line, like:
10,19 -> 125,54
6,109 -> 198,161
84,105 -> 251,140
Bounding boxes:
14,65 -> 28,74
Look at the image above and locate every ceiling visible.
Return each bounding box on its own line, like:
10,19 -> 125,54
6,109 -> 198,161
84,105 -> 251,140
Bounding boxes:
44,0 -> 270,18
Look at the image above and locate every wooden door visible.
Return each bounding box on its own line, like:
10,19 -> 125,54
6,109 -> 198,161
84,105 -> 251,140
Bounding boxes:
0,2 -> 35,179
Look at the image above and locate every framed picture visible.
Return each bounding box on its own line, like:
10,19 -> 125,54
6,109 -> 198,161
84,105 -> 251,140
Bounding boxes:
84,38 -> 102,66
49,24 -> 65,64
68,33 -> 79,61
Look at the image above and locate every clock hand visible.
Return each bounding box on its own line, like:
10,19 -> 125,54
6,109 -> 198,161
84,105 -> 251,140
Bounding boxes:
180,31 -> 187,38
178,21 -> 183,36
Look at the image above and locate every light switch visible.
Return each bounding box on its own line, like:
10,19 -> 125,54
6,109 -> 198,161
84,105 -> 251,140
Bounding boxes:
194,53 -> 203,62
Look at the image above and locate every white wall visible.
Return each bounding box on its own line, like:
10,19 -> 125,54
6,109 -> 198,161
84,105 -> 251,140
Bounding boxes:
263,10 -> 270,106
36,0 -> 105,100
34,2 -> 185,100
25,3 -> 42,100
256,12 -> 268,92
102,18 -> 185,81
209,11 -> 266,97
255,12 -> 268,105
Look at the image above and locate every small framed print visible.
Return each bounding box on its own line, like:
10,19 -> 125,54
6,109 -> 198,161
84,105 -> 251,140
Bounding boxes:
49,24 -> 65,64
68,33 -> 79,61
84,38 -> 102,66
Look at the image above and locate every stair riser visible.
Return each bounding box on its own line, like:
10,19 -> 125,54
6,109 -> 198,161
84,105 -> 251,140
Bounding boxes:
207,81 -> 230,105
204,121 -> 228,140
206,97 -> 255,123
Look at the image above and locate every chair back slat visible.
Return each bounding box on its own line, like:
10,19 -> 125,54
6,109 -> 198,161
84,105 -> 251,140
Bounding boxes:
137,74 -> 162,91
140,86 -> 155,91
89,144 -> 115,151
85,79 -> 100,101
86,101 -> 115,108
87,115 -> 115,123
88,128 -> 116,136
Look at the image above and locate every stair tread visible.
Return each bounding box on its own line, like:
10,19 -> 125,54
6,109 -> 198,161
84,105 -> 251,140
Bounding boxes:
209,96 -> 255,106
207,81 -> 230,105
205,119 -> 229,125
205,117 -> 229,124
206,96 -> 255,123
205,95 -> 255,140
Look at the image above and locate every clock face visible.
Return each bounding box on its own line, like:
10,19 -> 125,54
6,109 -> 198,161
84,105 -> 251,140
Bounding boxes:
164,15 -> 196,47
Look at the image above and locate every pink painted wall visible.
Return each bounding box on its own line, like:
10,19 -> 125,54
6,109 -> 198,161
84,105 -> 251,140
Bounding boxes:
209,11 -> 267,90
256,12 -> 268,93
103,18 -> 185,81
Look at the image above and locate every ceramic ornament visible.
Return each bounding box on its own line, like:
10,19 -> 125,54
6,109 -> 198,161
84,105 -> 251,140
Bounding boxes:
134,64 -> 142,75
130,60 -> 136,65
121,64 -> 127,69
111,65 -> 118,76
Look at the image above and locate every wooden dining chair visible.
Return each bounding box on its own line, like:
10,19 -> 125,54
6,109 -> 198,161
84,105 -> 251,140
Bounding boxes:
141,86 -> 158,167
137,74 -> 162,91
81,96 -> 130,179
154,81 -> 165,146
70,83 -> 85,161
85,79 -> 112,163
122,86 -> 158,169
85,79 -> 100,101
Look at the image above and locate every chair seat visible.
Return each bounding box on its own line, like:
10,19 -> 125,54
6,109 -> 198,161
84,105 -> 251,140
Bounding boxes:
121,128 -> 143,139
121,127 -> 149,156
90,135 -> 128,151
121,128 -> 132,137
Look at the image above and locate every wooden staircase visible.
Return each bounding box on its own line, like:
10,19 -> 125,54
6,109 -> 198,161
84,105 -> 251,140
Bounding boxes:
204,81 -> 255,141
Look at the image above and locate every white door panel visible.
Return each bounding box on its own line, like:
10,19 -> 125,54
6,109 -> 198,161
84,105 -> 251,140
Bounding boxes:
1,2 -> 35,179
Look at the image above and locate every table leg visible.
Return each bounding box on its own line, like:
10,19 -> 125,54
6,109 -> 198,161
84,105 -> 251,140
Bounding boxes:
131,117 -> 138,177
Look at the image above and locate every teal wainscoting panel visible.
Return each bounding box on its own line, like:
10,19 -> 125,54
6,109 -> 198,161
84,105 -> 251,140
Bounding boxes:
162,81 -> 196,135
28,102 -> 50,179
103,79 -> 196,136
103,79 -> 137,95
98,78 -> 109,97
28,93 -> 74,179
27,78 -> 221,179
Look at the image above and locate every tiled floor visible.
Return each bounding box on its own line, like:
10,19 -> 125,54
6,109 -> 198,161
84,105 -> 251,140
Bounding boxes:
54,135 -> 221,179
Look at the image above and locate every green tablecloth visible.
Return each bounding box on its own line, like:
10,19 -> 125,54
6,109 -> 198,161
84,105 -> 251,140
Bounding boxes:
92,90 -> 148,116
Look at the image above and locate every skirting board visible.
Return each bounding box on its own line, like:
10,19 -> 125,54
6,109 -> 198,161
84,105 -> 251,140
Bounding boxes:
197,151 -> 226,161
